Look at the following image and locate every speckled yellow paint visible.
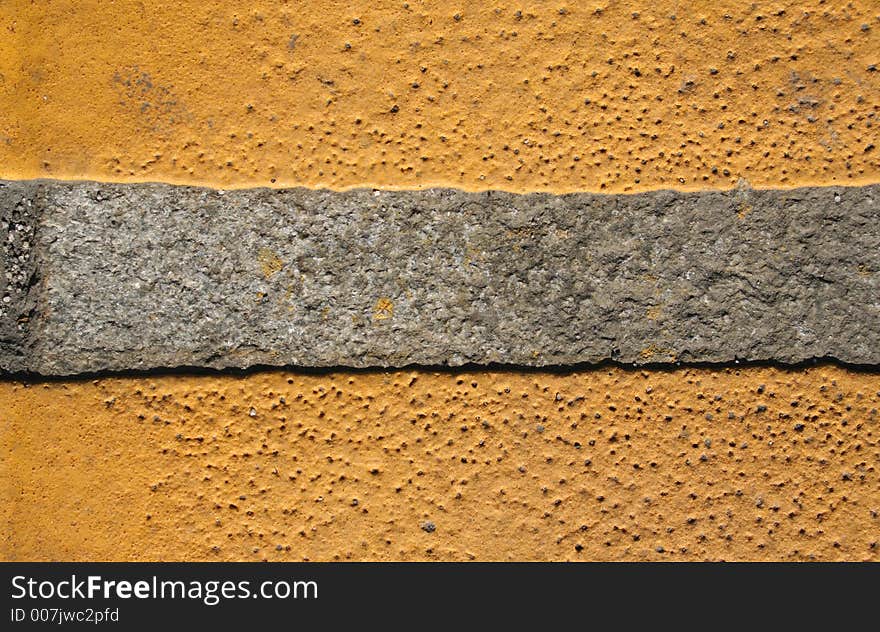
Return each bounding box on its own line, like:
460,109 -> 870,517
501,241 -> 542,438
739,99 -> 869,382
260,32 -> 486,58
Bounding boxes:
1,1 -> 878,192
2,0 -> 880,562
2,367 -> 878,561
257,247 -> 285,279
373,298 -> 395,320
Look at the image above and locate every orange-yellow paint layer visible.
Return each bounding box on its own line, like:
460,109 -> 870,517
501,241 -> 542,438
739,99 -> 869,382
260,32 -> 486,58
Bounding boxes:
3,1 -> 880,563
2,367 -> 878,561
1,0 -> 878,192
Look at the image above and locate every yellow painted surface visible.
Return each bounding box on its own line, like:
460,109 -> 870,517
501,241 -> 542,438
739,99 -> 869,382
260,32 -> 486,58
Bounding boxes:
2,1 -> 880,562
2,367 -> 878,561
1,1 -> 878,192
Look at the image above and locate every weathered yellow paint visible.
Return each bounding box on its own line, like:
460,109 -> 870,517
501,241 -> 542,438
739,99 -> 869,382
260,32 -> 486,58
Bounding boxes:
257,247 -> 285,279
2,1 -> 880,562
373,298 -> 395,320
1,1 -> 878,192
2,367 -> 878,561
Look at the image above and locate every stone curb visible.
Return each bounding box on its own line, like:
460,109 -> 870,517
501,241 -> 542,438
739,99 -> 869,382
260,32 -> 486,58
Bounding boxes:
2,180 -> 878,375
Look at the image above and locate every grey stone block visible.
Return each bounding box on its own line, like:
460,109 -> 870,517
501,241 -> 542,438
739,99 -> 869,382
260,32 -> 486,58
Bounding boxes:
1,179 -> 878,375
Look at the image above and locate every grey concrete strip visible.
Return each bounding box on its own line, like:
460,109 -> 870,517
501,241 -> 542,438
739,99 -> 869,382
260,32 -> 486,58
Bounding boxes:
1,179 -> 878,375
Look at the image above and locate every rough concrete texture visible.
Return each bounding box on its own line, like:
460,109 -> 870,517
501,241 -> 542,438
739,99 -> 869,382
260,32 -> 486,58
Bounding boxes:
1,1 -> 878,193
2,366 -> 878,561
0,184 -> 41,370
1,180 -> 878,375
